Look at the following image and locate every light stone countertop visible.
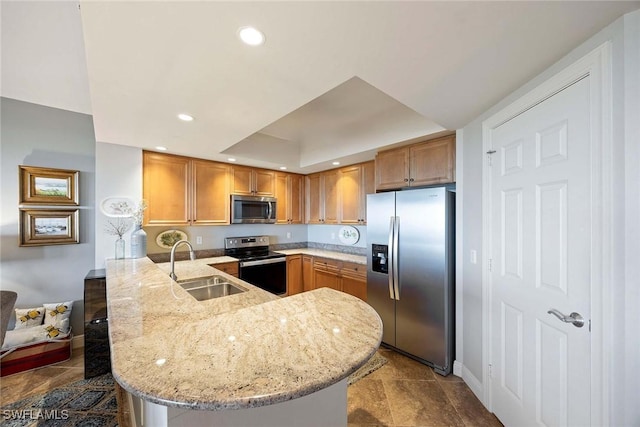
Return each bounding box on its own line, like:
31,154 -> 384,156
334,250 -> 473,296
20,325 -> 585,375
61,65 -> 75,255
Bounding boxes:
275,248 -> 366,265
105,257 -> 382,411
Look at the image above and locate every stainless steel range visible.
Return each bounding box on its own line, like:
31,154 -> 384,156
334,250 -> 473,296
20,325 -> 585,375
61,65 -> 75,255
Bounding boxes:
224,236 -> 287,296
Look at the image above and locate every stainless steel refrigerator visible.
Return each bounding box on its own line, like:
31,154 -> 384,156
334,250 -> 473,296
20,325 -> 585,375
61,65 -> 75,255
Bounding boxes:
367,187 -> 455,375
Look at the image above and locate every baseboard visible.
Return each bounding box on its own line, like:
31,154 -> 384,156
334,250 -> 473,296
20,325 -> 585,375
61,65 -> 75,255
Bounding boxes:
461,364 -> 485,405
453,360 -> 463,377
72,334 -> 84,350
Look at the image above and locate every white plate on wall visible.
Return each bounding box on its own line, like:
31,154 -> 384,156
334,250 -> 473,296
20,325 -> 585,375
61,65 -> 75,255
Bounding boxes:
338,226 -> 360,245
100,197 -> 134,217
156,230 -> 188,249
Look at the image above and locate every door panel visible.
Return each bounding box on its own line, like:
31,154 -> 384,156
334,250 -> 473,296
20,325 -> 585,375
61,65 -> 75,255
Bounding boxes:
366,192 -> 396,345
395,188 -> 447,368
490,77 -> 591,426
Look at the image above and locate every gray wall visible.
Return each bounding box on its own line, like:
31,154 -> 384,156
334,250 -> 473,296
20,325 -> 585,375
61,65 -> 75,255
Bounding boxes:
458,10 -> 639,424
0,97 -> 96,335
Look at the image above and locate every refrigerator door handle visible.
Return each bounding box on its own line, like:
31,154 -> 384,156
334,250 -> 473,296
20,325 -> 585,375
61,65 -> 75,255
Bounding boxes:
393,216 -> 400,300
388,216 -> 395,299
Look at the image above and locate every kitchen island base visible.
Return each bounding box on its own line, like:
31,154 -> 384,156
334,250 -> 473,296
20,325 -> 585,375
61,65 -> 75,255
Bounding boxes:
132,378 -> 347,427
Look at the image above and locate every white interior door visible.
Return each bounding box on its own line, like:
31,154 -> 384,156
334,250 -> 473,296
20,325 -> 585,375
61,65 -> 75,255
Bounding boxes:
488,76 -> 592,426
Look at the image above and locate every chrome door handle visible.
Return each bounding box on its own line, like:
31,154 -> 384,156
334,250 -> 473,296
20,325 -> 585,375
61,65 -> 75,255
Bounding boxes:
388,216 -> 395,300
547,309 -> 584,328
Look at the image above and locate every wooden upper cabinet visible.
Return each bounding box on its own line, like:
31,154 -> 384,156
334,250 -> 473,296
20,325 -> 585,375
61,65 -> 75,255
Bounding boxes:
191,159 -> 230,225
231,166 -> 275,196
375,135 -> 455,190
306,170 -> 339,224
322,169 -> 339,224
410,135 -> 456,186
143,151 -> 230,226
339,161 -> 374,225
375,148 -> 410,191
275,172 -> 304,224
143,152 -> 190,226
306,173 -> 323,224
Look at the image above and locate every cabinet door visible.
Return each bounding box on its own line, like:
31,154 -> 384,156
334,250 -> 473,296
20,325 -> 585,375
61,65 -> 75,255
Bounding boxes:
254,169 -> 275,196
213,261 -> 239,277
305,174 -> 323,224
361,161 -> 375,224
289,174 -> 304,224
302,255 -> 314,291
191,160 -> 230,225
375,147 -> 410,191
231,166 -> 254,195
143,152 -> 190,226
341,263 -> 367,301
275,173 -> 289,224
286,255 -> 303,296
339,165 -> 362,224
322,170 -> 340,224
313,259 -> 341,291
410,135 -> 456,186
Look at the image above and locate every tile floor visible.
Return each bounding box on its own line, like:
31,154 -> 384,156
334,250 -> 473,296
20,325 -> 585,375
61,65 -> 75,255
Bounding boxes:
1,347 -> 502,427
348,347 -> 502,427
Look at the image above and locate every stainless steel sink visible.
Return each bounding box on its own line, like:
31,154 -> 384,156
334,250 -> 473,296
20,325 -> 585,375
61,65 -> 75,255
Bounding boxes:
177,276 -> 246,301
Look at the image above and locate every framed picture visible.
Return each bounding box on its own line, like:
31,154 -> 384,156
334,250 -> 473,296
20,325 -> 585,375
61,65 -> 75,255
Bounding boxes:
20,209 -> 79,246
19,166 -> 79,206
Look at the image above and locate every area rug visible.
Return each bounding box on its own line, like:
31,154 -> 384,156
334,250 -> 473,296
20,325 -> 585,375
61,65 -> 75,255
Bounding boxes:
347,352 -> 388,385
0,373 -> 118,427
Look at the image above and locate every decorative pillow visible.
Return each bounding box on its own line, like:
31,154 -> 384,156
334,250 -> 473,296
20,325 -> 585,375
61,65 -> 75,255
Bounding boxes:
14,307 -> 45,329
1,325 -> 47,349
43,301 -> 73,333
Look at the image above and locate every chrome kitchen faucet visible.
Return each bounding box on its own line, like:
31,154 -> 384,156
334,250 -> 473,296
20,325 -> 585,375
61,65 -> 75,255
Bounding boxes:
169,240 -> 196,281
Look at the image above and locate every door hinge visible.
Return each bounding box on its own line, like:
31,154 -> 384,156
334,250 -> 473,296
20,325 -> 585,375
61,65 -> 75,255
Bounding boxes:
486,150 -> 496,166
489,363 -> 493,378
488,258 -> 493,272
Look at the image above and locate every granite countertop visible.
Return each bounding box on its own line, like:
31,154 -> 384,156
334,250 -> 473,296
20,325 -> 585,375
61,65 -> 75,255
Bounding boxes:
105,257 -> 382,411
275,249 -> 366,265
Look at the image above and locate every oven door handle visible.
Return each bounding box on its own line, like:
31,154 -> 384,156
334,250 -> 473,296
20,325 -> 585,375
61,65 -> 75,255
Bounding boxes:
239,258 -> 286,267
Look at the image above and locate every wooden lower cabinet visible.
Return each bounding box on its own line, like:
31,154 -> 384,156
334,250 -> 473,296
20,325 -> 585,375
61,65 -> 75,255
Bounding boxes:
211,262 -> 239,277
302,255 -> 314,292
286,255 -> 303,296
285,254 -> 367,300
311,257 -> 367,301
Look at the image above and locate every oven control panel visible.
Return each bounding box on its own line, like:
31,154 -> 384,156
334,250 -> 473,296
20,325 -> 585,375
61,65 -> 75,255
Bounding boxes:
225,235 -> 270,249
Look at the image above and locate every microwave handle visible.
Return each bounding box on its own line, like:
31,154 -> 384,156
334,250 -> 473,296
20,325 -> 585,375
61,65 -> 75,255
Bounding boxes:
267,201 -> 273,219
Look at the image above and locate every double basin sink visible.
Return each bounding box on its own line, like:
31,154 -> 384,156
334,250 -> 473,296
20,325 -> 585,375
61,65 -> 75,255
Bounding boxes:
177,275 -> 246,301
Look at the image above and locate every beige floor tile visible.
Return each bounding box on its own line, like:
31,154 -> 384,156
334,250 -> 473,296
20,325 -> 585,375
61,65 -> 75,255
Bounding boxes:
367,349 -> 436,381
383,379 -> 465,426
348,378 -> 393,426
439,381 -> 503,427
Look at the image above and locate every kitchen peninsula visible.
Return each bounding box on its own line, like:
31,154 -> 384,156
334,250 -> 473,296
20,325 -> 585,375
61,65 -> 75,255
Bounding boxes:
105,256 -> 382,427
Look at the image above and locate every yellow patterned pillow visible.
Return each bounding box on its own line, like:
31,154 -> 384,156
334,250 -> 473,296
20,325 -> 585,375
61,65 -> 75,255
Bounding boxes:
14,307 -> 44,329
43,301 -> 73,333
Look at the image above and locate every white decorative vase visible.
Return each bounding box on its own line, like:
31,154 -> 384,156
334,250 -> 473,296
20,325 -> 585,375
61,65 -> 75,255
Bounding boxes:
130,225 -> 147,259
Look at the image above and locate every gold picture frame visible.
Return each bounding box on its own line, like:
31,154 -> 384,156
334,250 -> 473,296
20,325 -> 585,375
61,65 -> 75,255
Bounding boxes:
20,209 -> 79,246
19,165 -> 79,206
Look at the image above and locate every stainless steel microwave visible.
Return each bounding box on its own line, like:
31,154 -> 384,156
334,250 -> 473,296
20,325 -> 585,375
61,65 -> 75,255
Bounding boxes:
231,195 -> 277,224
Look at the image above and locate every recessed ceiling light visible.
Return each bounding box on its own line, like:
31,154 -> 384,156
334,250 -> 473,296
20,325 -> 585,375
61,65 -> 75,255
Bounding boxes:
332,161 -> 340,166
177,113 -> 194,122
228,158 -> 236,162
155,146 -> 167,151
238,26 -> 265,46
279,166 -> 287,170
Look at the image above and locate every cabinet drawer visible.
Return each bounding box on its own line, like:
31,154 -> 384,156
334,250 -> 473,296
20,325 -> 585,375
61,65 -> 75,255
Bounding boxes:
341,262 -> 366,279
213,261 -> 239,277
313,258 -> 340,273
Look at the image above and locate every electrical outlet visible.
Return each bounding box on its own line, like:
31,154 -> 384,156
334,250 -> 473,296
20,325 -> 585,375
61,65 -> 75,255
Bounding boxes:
331,233 -> 336,240
196,236 -> 203,245
286,232 -> 291,239
470,250 -> 477,264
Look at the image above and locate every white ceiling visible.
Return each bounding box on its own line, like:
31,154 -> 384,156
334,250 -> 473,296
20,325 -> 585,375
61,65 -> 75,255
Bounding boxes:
3,1 -> 639,173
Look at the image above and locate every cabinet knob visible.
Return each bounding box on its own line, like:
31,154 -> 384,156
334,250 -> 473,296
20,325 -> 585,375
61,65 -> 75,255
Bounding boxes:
409,178 -> 415,182
404,178 -> 409,182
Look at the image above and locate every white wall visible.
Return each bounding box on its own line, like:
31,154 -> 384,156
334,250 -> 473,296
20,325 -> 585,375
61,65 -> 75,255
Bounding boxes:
457,10 -> 639,424
0,98 -> 96,334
